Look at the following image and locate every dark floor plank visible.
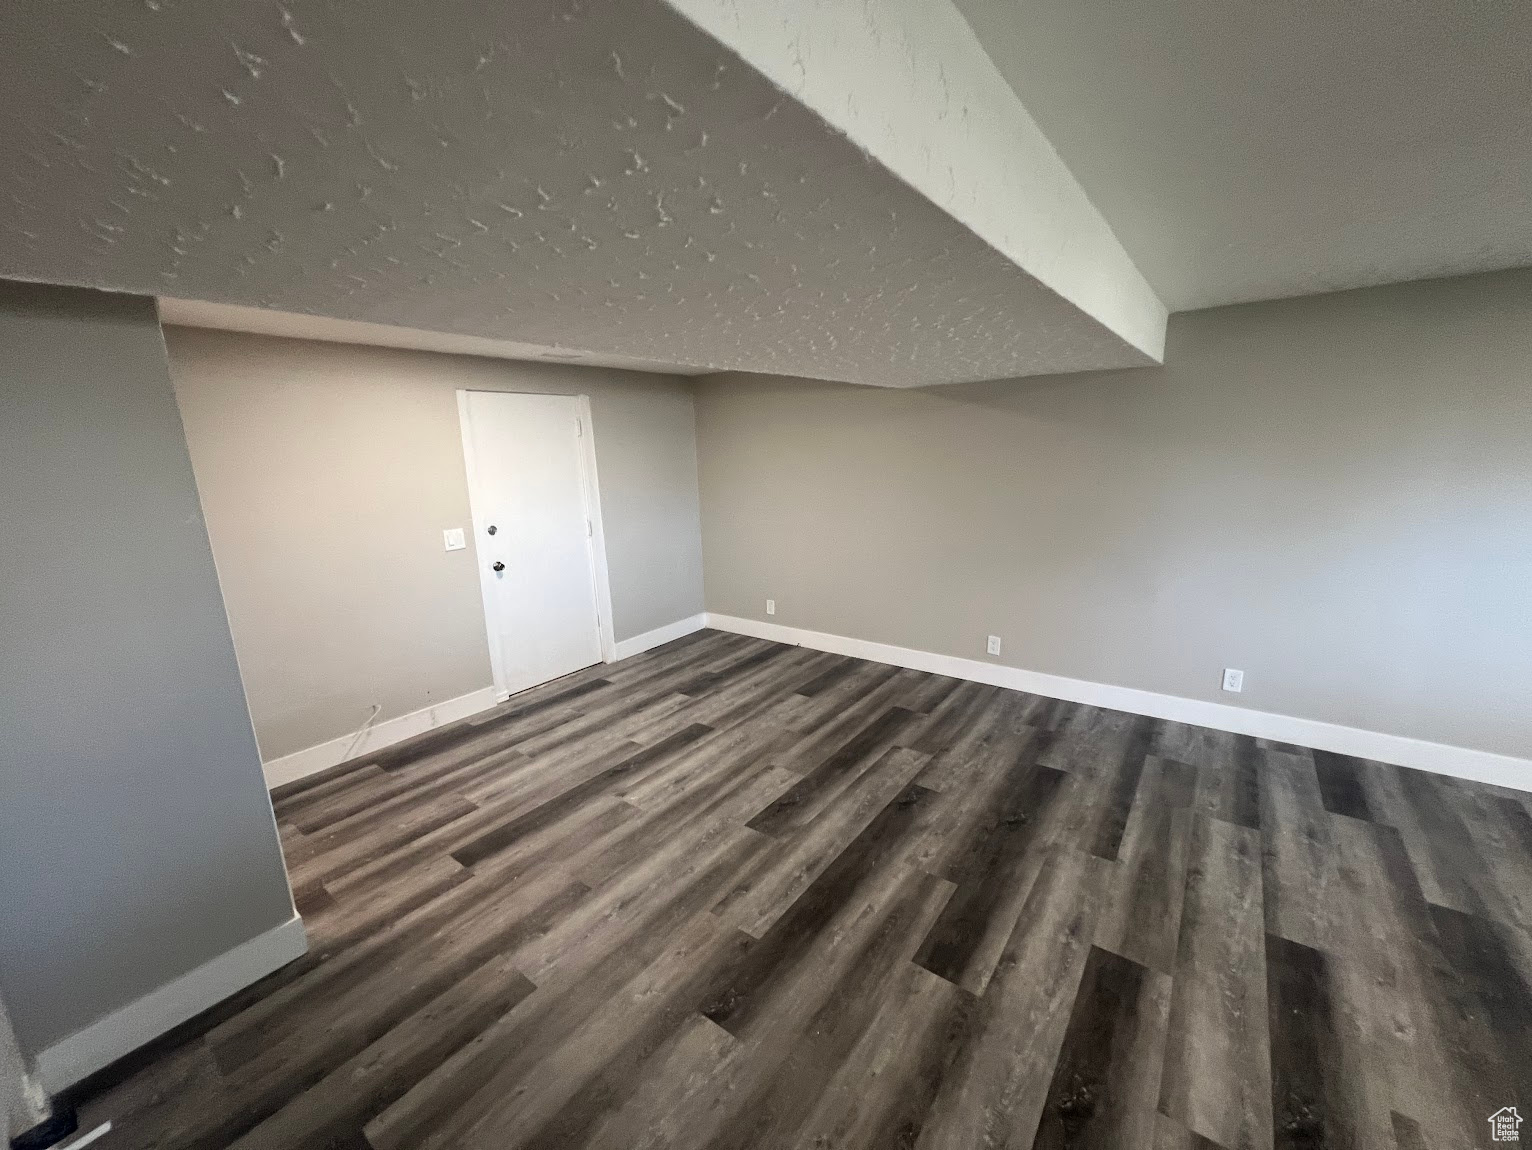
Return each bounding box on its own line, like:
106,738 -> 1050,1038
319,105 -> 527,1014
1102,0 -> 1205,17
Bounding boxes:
214,874 -> 586,1080
1030,945 -> 1172,1150
1150,723 -> 1239,773
1258,751 -> 1333,950
1157,814 -> 1273,1150
897,670 -> 966,715
1264,932 -> 1354,1150
1320,816 -> 1477,1147
1042,717 -> 1156,863
913,848 -> 1109,1150
1427,904 -> 1532,1128
366,826 -> 768,1150
226,953 -> 535,1150
578,1015 -> 740,1150
286,792 -> 480,889
67,632 -> 1532,1150
793,655 -> 860,698
913,761 -> 1067,994
1229,736 -> 1265,830
271,763 -> 387,819
908,680 -> 1006,756
714,746 -> 932,939
706,778 -> 944,1032
1094,804 -> 1192,976
913,704 -> 1043,795
1137,755 -> 1201,810
451,723 -> 713,866
444,911 -> 750,1150
1087,716 -> 1158,860
693,869 -> 956,1150
745,705 -> 921,837
1312,750 -> 1374,821
790,960 -> 967,1150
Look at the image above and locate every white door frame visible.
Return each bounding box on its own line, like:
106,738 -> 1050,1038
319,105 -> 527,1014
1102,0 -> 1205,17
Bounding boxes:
456,390 -> 617,701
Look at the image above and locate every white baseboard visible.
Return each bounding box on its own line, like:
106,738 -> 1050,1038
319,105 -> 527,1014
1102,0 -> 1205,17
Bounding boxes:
262,687 -> 500,789
704,614 -> 1531,791
613,612 -> 708,661
259,615 -> 711,790
34,915 -> 307,1094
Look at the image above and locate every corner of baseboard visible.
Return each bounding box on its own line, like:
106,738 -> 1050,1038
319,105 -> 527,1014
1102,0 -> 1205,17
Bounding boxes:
613,612 -> 708,661
261,686 -> 500,790
34,915 -> 307,1095
702,613 -> 1529,790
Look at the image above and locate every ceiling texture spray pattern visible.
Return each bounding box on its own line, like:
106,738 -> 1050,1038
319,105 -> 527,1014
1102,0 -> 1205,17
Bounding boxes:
0,0 -> 1156,386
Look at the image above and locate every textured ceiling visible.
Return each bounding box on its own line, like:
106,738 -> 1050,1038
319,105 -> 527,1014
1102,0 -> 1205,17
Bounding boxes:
158,296 -> 709,374
0,0 -> 1155,386
955,0 -> 1532,311
665,0 -> 1167,361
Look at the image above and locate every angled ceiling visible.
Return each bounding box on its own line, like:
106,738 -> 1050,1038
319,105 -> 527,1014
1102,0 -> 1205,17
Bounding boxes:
956,0 -> 1532,311
8,1 -> 1525,382
0,0 -> 1163,387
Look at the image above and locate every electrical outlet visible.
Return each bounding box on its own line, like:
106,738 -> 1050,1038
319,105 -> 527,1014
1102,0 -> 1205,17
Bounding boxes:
1222,668 -> 1245,693
986,635 -> 1002,656
765,599 -> 776,616
442,527 -> 466,551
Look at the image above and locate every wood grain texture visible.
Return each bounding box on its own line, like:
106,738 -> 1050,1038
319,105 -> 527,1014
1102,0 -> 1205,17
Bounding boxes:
65,630 -> 1531,1150
1157,815 -> 1273,1150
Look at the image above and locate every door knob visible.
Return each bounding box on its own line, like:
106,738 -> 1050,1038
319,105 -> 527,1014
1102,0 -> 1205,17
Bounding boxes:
491,561 -> 505,572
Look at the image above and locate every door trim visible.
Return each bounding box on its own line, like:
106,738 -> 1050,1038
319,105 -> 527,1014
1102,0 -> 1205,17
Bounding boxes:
456,390 -> 617,701
573,394 -> 619,667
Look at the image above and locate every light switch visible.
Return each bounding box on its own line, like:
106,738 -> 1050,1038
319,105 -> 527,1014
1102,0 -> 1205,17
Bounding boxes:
443,527 -> 467,551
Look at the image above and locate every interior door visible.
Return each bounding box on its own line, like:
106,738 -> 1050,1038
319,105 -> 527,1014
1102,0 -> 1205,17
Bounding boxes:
460,390 -> 606,697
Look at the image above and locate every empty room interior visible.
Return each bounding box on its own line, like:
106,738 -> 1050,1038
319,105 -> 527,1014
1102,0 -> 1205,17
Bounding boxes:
3,2 -> 1531,1149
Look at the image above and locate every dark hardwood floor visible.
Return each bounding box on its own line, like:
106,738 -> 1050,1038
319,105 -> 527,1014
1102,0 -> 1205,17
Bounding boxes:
72,629 -> 1532,1149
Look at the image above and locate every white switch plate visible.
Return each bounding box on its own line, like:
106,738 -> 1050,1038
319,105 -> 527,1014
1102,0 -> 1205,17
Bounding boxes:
1222,668 -> 1245,693
765,599 -> 776,616
986,635 -> 1002,656
443,527 -> 467,552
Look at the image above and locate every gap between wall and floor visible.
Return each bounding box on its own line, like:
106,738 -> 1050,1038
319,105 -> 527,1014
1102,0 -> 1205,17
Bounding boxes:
261,612 -> 1530,793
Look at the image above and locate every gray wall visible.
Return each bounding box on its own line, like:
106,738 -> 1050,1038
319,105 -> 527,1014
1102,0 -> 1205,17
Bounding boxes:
695,268 -> 1532,760
165,328 -> 706,762
0,283 -> 296,1058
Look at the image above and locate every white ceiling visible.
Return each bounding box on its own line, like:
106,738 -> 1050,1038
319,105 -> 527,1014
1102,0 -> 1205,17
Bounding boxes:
666,0 -> 1167,361
7,1 -> 1527,380
0,0 -> 1157,387
955,0 -> 1532,311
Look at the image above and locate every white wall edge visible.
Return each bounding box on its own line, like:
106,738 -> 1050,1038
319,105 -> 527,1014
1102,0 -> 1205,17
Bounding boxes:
34,915 -> 307,1095
613,613 -> 708,661
262,686 -> 500,790
704,614 -> 1531,791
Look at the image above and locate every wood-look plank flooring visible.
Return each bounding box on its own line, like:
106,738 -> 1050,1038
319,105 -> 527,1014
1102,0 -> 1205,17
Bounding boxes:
70,630 -> 1532,1149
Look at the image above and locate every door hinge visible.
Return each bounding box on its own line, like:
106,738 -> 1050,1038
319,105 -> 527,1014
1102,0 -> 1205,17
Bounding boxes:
574,416 -> 583,437
586,518 -> 593,538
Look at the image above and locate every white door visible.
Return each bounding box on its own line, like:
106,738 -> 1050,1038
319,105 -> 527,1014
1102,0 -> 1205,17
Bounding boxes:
459,391 -> 610,698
